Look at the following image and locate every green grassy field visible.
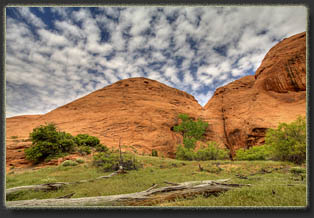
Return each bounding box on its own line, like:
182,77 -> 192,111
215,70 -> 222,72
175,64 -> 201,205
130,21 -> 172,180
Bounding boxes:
6,154 -> 307,207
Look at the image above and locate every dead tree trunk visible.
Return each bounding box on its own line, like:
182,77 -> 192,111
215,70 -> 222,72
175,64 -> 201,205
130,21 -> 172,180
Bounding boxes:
6,183 -> 69,195
6,178 -> 250,207
6,171 -> 119,196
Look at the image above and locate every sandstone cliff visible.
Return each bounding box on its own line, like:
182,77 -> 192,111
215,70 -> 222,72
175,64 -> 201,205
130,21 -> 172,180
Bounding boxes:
6,77 -> 203,169
6,32 -> 306,168
202,32 -> 306,157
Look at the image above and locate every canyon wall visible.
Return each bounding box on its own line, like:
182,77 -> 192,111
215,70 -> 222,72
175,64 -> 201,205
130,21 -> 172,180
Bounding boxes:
6,32 -> 306,168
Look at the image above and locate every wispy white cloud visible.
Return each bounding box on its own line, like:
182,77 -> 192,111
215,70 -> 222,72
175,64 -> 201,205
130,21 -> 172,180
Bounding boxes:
16,7 -> 46,28
6,6 -> 307,117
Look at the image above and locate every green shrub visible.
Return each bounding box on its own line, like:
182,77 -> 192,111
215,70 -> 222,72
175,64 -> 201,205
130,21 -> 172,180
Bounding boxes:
175,145 -> 196,161
77,146 -> 91,155
25,123 -> 76,163
95,144 -> 109,152
93,151 -> 141,172
29,123 -> 60,144
176,142 -> 228,161
195,142 -> 229,161
235,144 -> 271,161
73,134 -> 100,147
173,114 -> 208,152
174,114 -> 208,140
151,149 -> 158,157
290,167 -> 306,175
61,160 -> 78,167
182,137 -> 197,150
25,123 -> 103,163
75,158 -> 85,164
265,116 -> 306,164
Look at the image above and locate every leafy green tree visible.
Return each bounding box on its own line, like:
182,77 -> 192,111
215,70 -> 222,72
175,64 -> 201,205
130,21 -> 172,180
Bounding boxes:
25,123 -> 76,163
25,123 -> 103,163
265,116 -> 306,164
173,114 -> 208,150
29,123 -> 60,144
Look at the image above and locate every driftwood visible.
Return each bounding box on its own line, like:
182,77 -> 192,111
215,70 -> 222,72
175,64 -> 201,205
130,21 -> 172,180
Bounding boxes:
6,171 -> 120,196
6,183 -> 69,195
6,178 -> 250,207
56,193 -> 75,199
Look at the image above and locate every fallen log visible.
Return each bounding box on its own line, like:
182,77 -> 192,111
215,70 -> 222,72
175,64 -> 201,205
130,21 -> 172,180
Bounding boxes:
6,178 -> 249,207
6,170 -> 120,196
6,182 -> 69,195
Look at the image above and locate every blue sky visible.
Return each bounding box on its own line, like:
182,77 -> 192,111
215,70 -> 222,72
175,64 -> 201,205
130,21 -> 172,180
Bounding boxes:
5,6 -> 307,117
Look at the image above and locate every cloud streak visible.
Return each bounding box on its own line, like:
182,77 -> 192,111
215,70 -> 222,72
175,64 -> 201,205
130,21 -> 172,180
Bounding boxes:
5,6 -> 307,117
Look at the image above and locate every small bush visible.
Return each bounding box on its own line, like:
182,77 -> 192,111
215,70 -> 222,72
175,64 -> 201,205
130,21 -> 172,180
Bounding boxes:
61,160 -> 78,167
183,137 -> 197,150
290,167 -> 306,175
93,151 -> 141,172
235,145 -> 271,161
176,142 -> 228,161
11,136 -> 18,139
77,146 -> 91,156
75,158 -> 85,164
95,144 -> 109,152
74,134 -> 100,147
151,149 -> 158,157
265,116 -> 306,164
195,142 -> 229,161
175,145 -> 196,161
29,123 -> 60,144
25,123 -> 76,163
25,139 -> 75,163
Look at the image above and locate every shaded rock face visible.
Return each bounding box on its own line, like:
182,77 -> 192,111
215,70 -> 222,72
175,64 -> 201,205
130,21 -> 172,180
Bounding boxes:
6,32 -> 306,169
202,32 -> 306,157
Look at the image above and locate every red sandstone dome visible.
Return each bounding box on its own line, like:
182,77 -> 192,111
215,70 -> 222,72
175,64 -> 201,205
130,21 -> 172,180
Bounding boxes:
6,32 -> 306,169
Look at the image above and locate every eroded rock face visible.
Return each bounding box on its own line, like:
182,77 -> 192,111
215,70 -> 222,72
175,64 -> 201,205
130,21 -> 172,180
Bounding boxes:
255,32 -> 306,93
6,77 -> 203,169
5,32 -> 306,169
202,32 -> 306,157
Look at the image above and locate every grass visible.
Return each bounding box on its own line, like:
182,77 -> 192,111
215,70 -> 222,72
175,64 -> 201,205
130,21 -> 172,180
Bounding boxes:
6,154 -> 307,207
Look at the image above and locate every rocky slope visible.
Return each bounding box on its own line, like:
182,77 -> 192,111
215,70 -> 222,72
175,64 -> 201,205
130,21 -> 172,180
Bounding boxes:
5,32 -> 306,169
202,32 -> 306,157
6,77 -> 203,169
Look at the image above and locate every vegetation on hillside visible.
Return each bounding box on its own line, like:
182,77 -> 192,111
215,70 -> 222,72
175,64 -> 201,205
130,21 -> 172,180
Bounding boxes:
93,151 -> 141,172
264,116 -> 306,164
173,114 -> 228,161
8,116 -> 307,207
25,123 -> 103,163
25,123 -> 76,163
173,113 -> 208,150
235,116 -> 306,165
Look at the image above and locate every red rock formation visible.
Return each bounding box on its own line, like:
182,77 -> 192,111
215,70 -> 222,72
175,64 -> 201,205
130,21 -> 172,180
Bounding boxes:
255,32 -> 306,93
5,32 -> 306,169
6,77 -> 203,170
202,32 -> 306,157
